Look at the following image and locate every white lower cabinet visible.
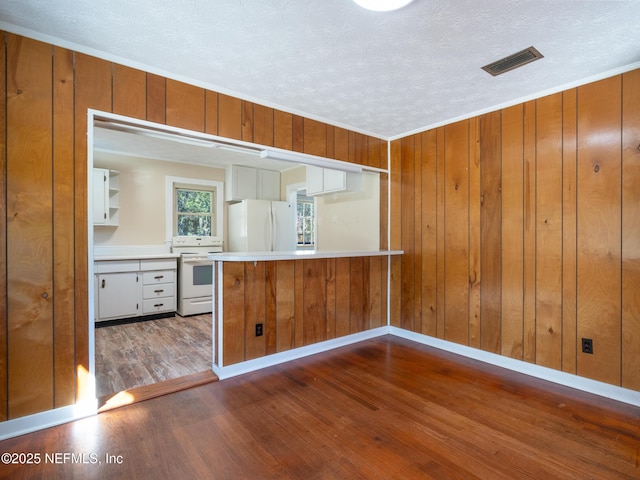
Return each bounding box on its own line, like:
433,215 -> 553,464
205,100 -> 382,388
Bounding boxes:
97,272 -> 140,320
94,258 -> 177,323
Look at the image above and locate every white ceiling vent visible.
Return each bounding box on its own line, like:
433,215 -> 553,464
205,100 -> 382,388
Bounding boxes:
482,46 -> 544,76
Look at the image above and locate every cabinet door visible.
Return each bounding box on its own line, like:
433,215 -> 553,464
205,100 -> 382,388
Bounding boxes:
97,272 -> 140,320
258,169 -> 281,200
93,168 -> 108,225
323,168 -> 346,193
226,165 -> 257,201
306,165 -> 324,195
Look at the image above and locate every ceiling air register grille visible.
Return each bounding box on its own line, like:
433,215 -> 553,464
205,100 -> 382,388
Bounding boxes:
482,46 -> 543,76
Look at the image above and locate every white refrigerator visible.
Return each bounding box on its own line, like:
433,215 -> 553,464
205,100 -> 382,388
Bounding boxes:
227,199 -> 296,252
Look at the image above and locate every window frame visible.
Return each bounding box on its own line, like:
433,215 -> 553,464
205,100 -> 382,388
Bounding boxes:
165,176 -> 224,242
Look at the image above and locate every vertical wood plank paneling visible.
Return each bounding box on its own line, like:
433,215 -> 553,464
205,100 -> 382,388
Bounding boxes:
204,90 -> 219,136
253,104 -> 274,147
242,101 -> 254,142
435,127 -> 446,338
52,46 -> 76,408
265,262 -> 277,356
523,100 -> 537,363
400,136 -> 416,331
420,130 -> 437,337
7,35 -> 54,418
303,118 -> 326,157
74,52 -> 112,401
622,69 -> 640,390
349,257 -> 365,333
0,32 -> 7,422
333,127 -> 349,162
112,64 -> 146,120
273,110 -> 293,151
535,93 -> 564,370
368,256 -> 383,328
275,261 -> 296,353
302,259 -> 326,345
165,79 -> 205,132
326,258 -> 337,339
335,257 -> 351,336
218,93 -> 242,140
368,136 -> 382,170
244,262 -> 266,361
468,117 -> 482,348
576,76 -> 622,385
480,112 -> 502,353
354,133 -> 368,167
501,104 -> 524,360
413,134 -> 423,333
443,121 -> 469,344
146,73 -> 166,124
292,115 -> 304,153
222,262 -> 245,366
294,261 -> 304,348
389,139 -> 402,328
326,126 -> 335,159
561,89 -> 578,374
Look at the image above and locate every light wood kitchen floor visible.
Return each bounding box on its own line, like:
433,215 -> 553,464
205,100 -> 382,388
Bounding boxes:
95,313 -> 212,398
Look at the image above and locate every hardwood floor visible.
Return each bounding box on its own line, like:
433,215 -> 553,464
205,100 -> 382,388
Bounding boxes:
95,314 -> 213,398
2,335 -> 639,479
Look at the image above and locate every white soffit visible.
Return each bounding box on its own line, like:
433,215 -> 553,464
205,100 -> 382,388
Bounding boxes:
0,0 -> 639,139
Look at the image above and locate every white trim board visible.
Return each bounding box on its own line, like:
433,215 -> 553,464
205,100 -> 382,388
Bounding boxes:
390,327 -> 640,409
3,326 -> 640,441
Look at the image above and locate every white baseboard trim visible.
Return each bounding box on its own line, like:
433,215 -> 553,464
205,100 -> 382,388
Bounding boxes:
0,399 -> 97,441
4,326 -> 640,441
212,326 -> 390,380
390,327 -> 640,408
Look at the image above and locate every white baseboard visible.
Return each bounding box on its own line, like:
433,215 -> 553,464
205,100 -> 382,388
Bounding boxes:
390,327 -> 640,408
0,399 -> 97,441
213,326 -> 390,380
3,326 -> 640,441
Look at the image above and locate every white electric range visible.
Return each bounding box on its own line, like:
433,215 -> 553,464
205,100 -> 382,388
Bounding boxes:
171,236 -> 223,316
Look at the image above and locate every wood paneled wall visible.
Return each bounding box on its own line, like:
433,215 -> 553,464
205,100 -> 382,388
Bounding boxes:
219,257 -> 388,366
0,31 -> 388,422
391,69 -> 640,391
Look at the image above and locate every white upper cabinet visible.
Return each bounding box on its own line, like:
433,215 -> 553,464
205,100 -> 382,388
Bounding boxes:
226,165 -> 280,202
93,168 -> 120,226
306,165 -> 363,196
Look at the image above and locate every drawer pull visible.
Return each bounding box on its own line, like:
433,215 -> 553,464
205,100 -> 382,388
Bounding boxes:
154,303 -> 164,308
154,275 -> 164,280
154,289 -> 164,293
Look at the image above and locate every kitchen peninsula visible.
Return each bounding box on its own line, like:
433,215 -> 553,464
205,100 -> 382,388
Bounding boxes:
210,250 -> 402,379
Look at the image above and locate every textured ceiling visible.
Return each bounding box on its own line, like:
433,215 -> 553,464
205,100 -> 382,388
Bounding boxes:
1,0 -> 639,139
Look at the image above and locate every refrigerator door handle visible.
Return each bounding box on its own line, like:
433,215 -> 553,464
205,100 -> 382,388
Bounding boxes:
267,204 -> 274,251
271,204 -> 278,251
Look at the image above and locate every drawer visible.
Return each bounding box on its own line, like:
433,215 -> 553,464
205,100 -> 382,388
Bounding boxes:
142,297 -> 176,314
142,270 -> 175,285
141,259 -> 177,271
143,283 -> 175,299
95,260 -> 139,273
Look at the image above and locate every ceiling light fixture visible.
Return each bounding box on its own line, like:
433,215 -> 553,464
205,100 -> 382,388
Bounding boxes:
353,0 -> 414,11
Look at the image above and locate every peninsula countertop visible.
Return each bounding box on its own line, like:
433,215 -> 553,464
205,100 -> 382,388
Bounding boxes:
208,249 -> 403,262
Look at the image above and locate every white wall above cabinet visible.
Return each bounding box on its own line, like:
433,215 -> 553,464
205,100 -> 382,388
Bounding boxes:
225,164 -> 280,202
306,165 -> 363,196
93,168 -> 120,226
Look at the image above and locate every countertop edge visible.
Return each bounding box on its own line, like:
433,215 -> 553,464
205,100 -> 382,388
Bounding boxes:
208,250 -> 404,262
94,253 -> 181,261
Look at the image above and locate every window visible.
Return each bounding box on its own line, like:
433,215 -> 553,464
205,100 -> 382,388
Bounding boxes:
165,176 -> 223,240
296,192 -> 315,247
175,187 -> 214,236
